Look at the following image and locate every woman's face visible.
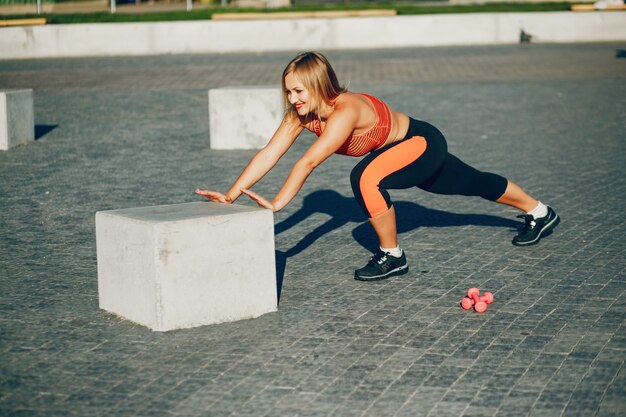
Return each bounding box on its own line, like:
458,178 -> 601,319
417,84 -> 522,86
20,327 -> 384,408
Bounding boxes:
284,72 -> 315,116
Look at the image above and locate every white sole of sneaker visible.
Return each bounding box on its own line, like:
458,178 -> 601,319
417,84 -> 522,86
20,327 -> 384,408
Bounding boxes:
354,264 -> 409,281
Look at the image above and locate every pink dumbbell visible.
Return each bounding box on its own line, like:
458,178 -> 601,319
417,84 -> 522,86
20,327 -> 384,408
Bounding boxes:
460,288 -> 493,312
481,291 -> 494,305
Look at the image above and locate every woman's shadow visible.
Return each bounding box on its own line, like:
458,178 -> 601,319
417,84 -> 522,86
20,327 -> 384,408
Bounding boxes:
274,189 -> 519,301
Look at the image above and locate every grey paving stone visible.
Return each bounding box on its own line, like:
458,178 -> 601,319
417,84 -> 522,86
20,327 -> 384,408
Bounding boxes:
1,42 -> 625,417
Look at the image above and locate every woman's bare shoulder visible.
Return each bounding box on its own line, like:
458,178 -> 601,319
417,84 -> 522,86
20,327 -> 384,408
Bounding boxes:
334,91 -> 359,105
334,92 -> 372,112
331,92 -> 374,129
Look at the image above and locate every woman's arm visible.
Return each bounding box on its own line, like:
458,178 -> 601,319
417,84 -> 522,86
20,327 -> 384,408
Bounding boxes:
246,106 -> 359,212
196,115 -> 304,203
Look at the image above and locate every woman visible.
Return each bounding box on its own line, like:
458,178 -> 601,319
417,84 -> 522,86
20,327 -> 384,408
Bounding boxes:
196,51 -> 559,281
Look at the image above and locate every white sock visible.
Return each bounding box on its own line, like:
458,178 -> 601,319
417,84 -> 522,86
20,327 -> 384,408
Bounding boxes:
528,201 -> 548,219
380,246 -> 403,258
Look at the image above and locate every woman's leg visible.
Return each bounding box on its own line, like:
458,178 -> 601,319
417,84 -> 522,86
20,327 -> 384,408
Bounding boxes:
350,123 -> 446,281
351,120 -> 447,224
368,206 -> 398,249
350,134 -> 441,251
418,153 -> 539,213
496,179 -> 538,213
419,153 -> 559,245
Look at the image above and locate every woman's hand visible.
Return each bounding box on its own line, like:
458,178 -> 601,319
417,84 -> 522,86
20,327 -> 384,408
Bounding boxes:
241,188 -> 275,211
194,189 -> 232,204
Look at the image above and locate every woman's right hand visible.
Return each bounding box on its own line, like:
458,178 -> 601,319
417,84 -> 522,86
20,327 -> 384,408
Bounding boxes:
194,189 -> 232,204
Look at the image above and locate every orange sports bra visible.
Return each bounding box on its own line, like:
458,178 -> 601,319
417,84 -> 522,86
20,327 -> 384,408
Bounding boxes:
312,93 -> 392,157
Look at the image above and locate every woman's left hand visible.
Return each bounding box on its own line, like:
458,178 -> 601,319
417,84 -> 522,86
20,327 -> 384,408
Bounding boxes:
241,188 -> 275,211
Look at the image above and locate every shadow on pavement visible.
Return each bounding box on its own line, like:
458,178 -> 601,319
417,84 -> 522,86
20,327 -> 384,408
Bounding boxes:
35,124 -> 58,140
274,189 -> 519,301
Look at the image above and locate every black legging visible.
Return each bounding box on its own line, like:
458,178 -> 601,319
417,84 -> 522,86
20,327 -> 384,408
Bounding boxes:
350,118 -> 508,218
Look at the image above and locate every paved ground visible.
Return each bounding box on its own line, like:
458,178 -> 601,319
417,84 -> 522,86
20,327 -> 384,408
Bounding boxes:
1,42 -> 625,417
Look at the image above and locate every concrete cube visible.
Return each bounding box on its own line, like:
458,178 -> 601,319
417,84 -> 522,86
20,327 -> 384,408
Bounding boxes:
209,86 -> 282,149
0,89 -> 34,151
96,202 -> 277,331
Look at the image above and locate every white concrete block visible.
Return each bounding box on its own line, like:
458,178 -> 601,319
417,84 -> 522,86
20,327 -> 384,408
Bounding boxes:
96,202 -> 277,331
209,86 -> 282,150
2,13 -> 626,59
0,89 -> 34,151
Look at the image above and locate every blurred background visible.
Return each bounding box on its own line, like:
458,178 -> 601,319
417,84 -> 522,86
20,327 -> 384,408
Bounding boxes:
0,0 -> 595,19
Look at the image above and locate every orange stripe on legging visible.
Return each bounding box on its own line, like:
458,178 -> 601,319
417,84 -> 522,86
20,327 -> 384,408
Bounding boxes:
360,136 -> 427,218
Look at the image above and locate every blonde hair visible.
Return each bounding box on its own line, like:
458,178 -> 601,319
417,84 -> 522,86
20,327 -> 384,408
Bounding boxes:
281,51 -> 346,121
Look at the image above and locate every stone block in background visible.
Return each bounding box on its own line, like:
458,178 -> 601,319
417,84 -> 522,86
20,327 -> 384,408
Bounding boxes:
0,89 -> 34,151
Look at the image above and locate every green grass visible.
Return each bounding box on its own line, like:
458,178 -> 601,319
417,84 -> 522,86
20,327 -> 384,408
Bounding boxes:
3,2 -> 582,24
395,2 -> 578,15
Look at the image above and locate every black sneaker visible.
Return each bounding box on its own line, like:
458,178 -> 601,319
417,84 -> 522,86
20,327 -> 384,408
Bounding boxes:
513,206 -> 560,246
354,250 -> 409,281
